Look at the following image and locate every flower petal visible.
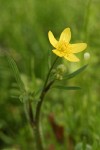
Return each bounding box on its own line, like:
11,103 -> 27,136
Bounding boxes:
59,28 -> 71,44
64,53 -> 80,62
48,31 -> 58,48
68,43 -> 87,53
52,49 -> 64,57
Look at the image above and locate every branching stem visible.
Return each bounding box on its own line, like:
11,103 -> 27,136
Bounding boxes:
35,57 -> 58,122
26,56 -> 58,150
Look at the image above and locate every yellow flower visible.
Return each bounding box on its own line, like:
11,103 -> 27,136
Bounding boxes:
48,28 -> 87,62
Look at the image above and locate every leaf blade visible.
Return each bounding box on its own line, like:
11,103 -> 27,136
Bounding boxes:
53,85 -> 81,90
64,64 -> 88,80
6,53 -> 25,92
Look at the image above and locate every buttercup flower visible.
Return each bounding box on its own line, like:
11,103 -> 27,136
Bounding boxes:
48,28 -> 87,62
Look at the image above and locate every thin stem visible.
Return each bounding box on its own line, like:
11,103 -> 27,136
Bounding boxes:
24,56 -> 58,150
35,56 -> 58,123
33,126 -> 44,150
43,56 -> 58,91
34,56 -> 58,150
28,100 -> 35,127
83,0 -> 92,40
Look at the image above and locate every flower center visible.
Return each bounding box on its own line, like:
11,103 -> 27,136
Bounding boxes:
57,41 -> 70,54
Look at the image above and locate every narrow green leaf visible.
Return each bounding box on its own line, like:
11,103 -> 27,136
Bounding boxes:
6,53 -> 25,92
53,85 -> 81,90
64,64 -> 88,80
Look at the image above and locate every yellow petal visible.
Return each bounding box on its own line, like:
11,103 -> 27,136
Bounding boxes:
59,28 -> 71,44
68,43 -> 87,53
48,31 -> 58,48
52,49 -> 64,57
64,53 -> 80,62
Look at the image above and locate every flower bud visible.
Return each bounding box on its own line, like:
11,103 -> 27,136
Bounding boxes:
57,64 -> 66,74
84,52 -> 90,60
56,74 -> 63,80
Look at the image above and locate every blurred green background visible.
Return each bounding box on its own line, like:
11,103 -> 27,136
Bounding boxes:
0,0 -> 100,149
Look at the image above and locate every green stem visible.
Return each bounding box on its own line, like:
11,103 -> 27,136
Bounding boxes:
35,56 -> 58,123
83,0 -> 92,40
33,125 -> 44,150
25,57 -> 58,150
28,100 -> 35,127
34,56 -> 58,150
